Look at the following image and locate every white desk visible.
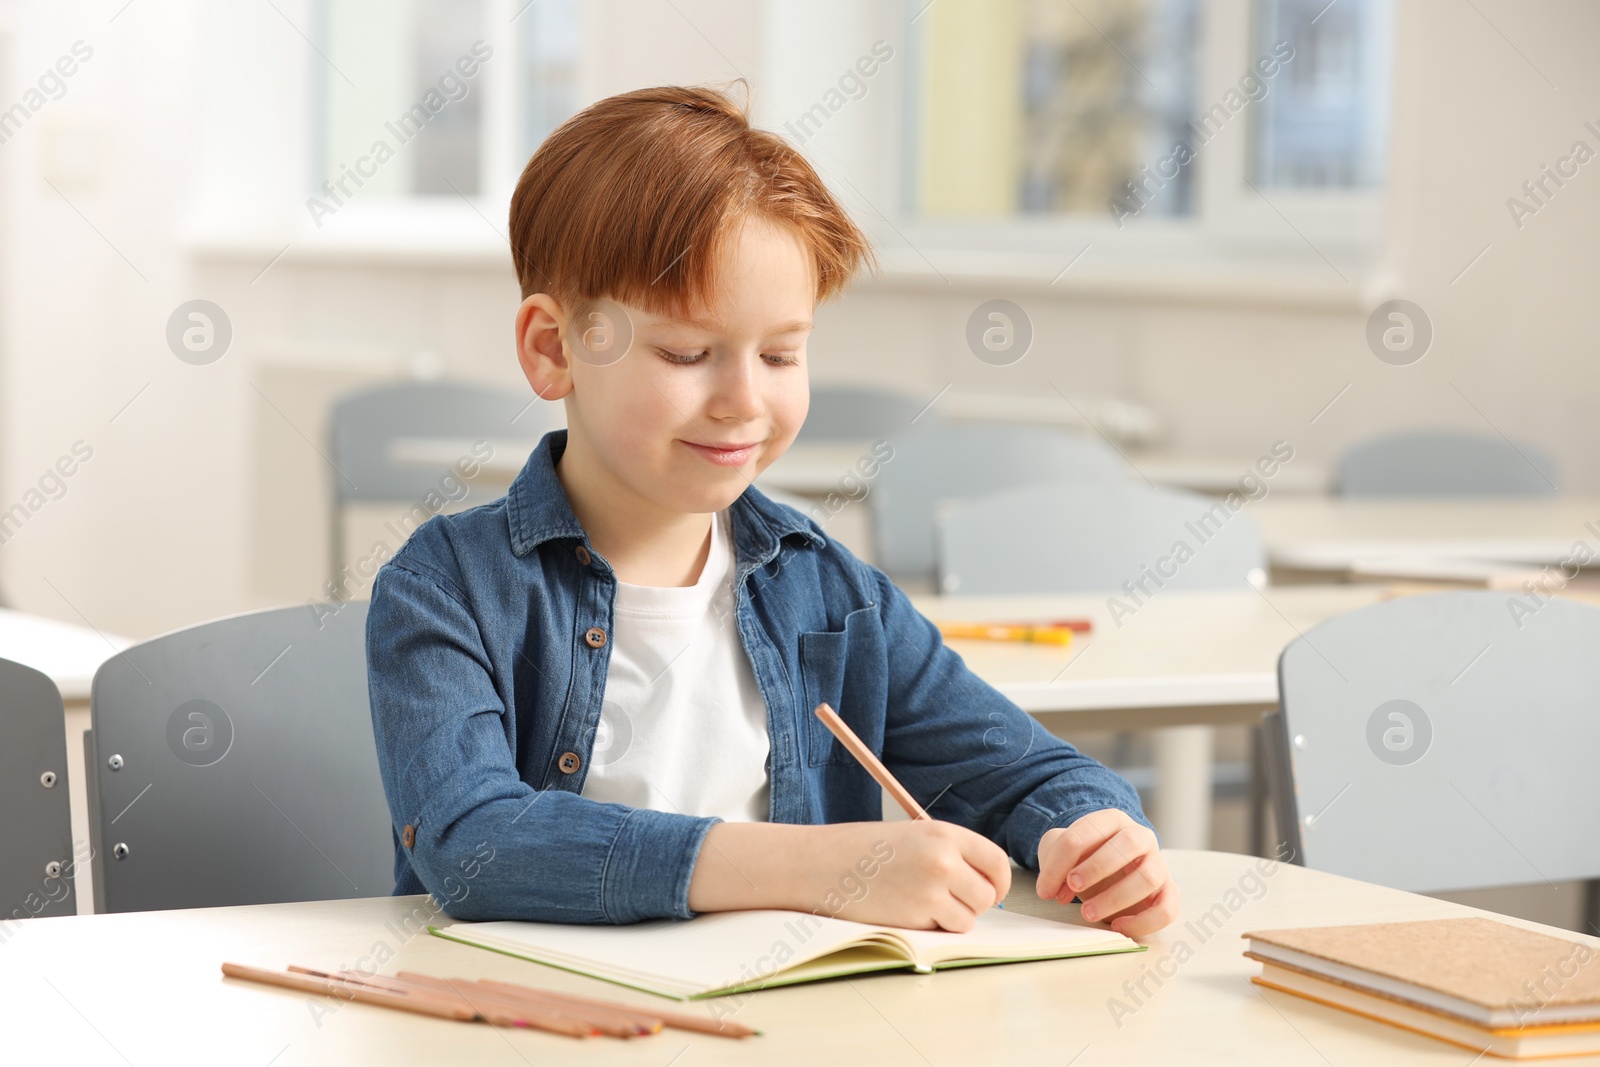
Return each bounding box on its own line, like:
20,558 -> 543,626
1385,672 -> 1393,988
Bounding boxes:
6,850 -> 1591,1065
0,607 -> 130,703
1252,495 -> 1600,573
755,441 -> 1332,497
912,586 -> 1393,850
1132,453 -> 1329,495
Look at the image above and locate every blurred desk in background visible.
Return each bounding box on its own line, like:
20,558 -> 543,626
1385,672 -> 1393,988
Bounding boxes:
752,443 -> 1332,567
757,442 -> 1330,497
1131,454 -> 1329,495
0,608 -> 128,705
910,586 -> 1391,852
1252,496 -> 1600,579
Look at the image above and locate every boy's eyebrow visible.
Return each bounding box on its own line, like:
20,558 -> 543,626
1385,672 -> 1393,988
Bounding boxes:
656,316 -> 813,335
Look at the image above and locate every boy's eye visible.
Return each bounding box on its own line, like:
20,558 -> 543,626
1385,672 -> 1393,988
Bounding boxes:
763,353 -> 801,367
655,347 -> 708,365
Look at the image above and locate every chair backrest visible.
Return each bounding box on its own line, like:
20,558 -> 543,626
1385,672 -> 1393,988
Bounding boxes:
869,424 -> 1126,581
330,380 -> 554,502
1334,429 -> 1559,496
85,603 -> 391,913
796,385 -> 929,443
937,479 -> 1267,595
0,658 -> 75,920
1267,590 -> 1600,893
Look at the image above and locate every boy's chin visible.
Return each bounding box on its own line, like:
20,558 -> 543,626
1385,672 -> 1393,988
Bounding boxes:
666,481 -> 752,514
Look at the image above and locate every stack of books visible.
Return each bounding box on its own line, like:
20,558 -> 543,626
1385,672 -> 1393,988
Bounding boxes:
1245,917 -> 1600,1059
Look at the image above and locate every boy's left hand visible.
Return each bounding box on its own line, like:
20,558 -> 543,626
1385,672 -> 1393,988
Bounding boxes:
1034,809 -> 1180,937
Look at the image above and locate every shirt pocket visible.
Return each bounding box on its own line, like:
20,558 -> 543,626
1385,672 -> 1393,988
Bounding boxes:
799,604 -> 889,767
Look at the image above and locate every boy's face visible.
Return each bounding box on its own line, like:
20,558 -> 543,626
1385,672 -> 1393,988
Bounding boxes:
551,217 -> 814,515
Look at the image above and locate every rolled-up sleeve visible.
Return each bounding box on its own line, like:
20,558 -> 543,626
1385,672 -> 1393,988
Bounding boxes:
366,560 -> 719,923
871,567 -> 1151,870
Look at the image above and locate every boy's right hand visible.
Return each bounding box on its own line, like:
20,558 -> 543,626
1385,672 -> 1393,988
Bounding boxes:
803,820 -> 1011,933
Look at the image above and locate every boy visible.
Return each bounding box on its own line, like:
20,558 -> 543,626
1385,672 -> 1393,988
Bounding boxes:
366,85 -> 1179,937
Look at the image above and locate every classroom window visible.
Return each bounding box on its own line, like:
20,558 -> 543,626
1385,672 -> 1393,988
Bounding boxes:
313,0 -> 581,200
905,0 -> 1391,225
1252,0 -> 1392,188
911,0 -> 1200,219
518,0 -> 583,156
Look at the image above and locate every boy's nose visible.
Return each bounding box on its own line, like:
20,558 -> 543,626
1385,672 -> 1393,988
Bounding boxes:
706,356 -> 764,422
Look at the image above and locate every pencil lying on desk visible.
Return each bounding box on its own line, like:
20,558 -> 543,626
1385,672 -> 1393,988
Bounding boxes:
221,962 -> 480,1024
467,976 -> 752,1038
935,621 -> 1075,646
385,970 -> 642,1037
227,961 -> 761,1039
990,617 -> 1093,634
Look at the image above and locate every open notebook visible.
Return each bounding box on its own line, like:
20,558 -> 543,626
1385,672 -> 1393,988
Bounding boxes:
432,906 -> 1142,1000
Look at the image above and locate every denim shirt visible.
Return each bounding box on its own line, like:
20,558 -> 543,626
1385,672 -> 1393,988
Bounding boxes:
366,429 -> 1149,924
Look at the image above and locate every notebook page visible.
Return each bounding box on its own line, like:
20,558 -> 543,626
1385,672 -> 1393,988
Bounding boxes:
897,907 -> 1138,967
440,909 -> 901,997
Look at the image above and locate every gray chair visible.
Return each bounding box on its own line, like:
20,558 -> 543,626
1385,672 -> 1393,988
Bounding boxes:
1,658 -> 75,919
84,603 -> 391,913
1265,590 -> 1600,922
796,384 -> 930,443
936,479 -> 1266,595
1334,429 -> 1559,496
937,479 -> 1267,842
870,424 -> 1126,583
328,380 -> 554,584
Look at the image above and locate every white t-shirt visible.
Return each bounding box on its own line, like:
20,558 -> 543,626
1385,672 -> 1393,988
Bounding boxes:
581,509 -> 772,822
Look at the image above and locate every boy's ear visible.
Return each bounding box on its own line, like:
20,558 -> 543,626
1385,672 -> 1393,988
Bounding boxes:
515,293 -> 573,401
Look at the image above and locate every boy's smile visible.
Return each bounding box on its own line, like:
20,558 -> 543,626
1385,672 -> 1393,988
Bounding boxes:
680,440 -> 762,467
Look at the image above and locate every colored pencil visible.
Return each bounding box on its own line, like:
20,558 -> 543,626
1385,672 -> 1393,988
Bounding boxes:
473,977 -> 760,1038
936,621 -> 1075,646
384,970 -> 625,1037
223,962 -> 476,1022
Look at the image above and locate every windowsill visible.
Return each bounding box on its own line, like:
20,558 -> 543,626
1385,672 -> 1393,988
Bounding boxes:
182,198 -> 515,271
182,200 -> 1372,310
860,246 -> 1367,309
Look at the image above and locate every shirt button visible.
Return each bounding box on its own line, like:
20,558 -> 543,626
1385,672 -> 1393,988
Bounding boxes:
584,626 -> 607,648
401,824 -> 416,848
575,545 -> 591,565
558,751 -> 581,774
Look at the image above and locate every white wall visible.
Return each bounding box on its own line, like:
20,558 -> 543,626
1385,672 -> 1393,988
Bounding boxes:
2,0 -> 1597,640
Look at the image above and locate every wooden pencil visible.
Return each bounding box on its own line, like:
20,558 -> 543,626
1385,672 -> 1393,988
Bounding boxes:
813,702 -> 929,820
285,966 -> 577,1034
285,964 -> 601,1036
387,971 -> 627,1037
472,977 -> 760,1039
284,964 -> 549,1031
222,962 -> 474,1022
455,978 -> 661,1035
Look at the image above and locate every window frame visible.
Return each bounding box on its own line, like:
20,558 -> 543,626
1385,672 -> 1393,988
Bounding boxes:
880,0 -> 1390,282
303,0 -> 563,233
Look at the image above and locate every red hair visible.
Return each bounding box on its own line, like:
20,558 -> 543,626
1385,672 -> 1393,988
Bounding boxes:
509,84 -> 872,314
